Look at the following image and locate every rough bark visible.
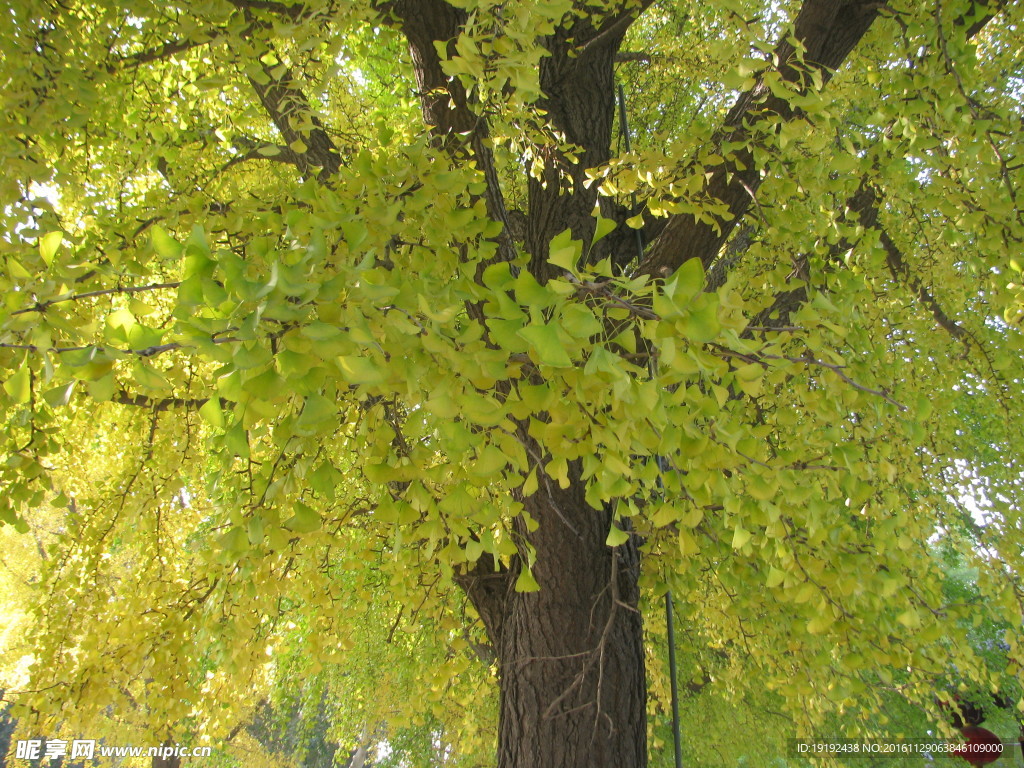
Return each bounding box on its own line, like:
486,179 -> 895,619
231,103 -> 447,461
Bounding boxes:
246,61 -> 342,180
151,746 -> 181,768
639,0 -> 883,277
458,461 -> 646,768
497,470 -> 645,768
390,0 -> 517,267
525,17 -> 627,281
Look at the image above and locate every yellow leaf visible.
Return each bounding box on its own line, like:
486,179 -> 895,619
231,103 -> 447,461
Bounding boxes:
38,231 -> 63,265
606,525 -> 630,547
3,365 -> 31,404
896,609 -> 921,629
515,568 -> 540,593
679,529 -> 699,556
807,614 -> 834,634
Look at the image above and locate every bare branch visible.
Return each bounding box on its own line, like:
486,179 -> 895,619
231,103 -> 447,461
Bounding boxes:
115,34 -> 221,68
0,335 -> 240,358
614,51 -> 653,64
221,135 -> 305,172
575,0 -> 658,64
12,282 -> 181,316
225,0 -> 309,18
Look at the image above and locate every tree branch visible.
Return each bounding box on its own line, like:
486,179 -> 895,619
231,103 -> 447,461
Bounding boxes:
453,553 -> 512,649
574,0 -> 657,66
12,282 -> 181,316
741,1 -> 1009,337
851,184 -> 972,343
222,135 -> 305,172
639,0 -> 1011,281
115,34 -> 222,69
225,0 -> 309,18
245,55 -> 342,180
112,391 -> 218,412
638,0 -> 883,279
386,0 -> 516,267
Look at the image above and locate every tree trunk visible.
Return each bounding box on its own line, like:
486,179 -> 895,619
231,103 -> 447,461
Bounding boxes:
393,4 -> 647,765
461,469 -> 646,768
151,750 -> 180,768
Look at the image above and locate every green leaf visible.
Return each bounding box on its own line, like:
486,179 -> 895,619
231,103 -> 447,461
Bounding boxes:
666,258 -> 705,306
309,462 -> 340,495
807,614 -> 834,634
87,372 -> 117,401
151,226 -> 182,259
224,422 -> 249,458
337,355 -> 385,386
199,397 -> 225,428
548,229 -> 581,272
592,215 -> 617,244
515,568 -> 541,593
218,526 -> 249,553
606,524 -> 630,547
732,525 -> 752,549
295,393 -> 336,432
896,609 -> 921,629
679,300 -> 720,343
4,365 -> 31,404
678,529 -> 699,556
284,502 -> 321,533
302,322 -> 342,341
42,381 -> 75,407
38,231 -> 63,266
560,304 -> 602,339
482,261 -> 515,290
517,323 -> 572,367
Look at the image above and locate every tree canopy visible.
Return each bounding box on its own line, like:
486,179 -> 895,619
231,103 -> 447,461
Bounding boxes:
1,0 -> 1023,766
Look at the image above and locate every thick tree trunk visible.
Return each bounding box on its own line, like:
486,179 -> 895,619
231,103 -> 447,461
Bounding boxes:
500,480 -> 645,768
392,4 -> 648,765
151,750 -> 181,768
459,470 -> 646,768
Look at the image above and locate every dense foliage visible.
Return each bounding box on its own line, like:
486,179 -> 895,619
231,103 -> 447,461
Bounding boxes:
1,0 -> 1022,765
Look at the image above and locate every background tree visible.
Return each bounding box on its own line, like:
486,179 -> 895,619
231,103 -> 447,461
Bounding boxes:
1,1 -> 1023,767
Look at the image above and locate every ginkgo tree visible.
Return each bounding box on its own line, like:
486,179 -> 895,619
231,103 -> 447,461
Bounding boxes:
1,0 -> 1023,766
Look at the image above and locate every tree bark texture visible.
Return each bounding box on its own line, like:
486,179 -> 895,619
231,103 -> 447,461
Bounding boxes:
500,471 -> 645,768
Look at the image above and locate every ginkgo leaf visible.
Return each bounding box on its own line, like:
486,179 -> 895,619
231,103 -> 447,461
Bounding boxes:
284,502 -> 321,533
3,366 -> 31,403
38,231 -> 63,265
337,355 -> 386,385
732,526 -> 752,550
606,524 -> 630,547
150,226 -> 181,258
515,568 -> 541,593
517,323 -> 572,367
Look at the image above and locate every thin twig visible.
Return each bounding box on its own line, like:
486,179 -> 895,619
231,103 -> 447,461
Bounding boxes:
12,282 -> 181,315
